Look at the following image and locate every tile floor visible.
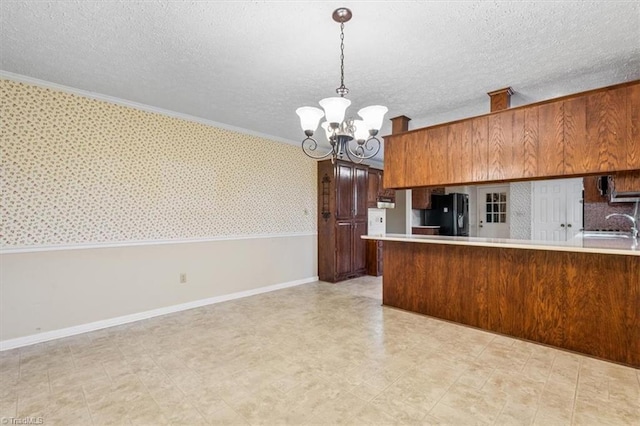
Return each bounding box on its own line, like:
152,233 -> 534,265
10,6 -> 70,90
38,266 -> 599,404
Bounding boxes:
1,276 -> 638,425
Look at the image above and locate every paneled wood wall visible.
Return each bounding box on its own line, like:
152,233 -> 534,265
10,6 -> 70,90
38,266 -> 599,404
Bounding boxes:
382,241 -> 640,367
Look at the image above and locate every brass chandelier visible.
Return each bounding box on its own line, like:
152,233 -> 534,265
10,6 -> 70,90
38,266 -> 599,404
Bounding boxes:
295,7 -> 388,163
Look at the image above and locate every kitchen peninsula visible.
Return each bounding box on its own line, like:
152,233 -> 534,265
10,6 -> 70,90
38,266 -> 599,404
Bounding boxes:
373,80 -> 640,368
363,233 -> 639,367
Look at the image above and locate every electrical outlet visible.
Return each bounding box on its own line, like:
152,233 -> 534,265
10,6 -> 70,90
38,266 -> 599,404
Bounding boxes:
179,273 -> 187,284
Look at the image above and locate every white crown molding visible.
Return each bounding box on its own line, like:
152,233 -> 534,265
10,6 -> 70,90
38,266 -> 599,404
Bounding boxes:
0,232 -> 317,254
0,70 -> 301,147
0,275 -> 319,351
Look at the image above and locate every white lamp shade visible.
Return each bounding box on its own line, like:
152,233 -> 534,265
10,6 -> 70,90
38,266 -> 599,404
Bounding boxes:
319,97 -> 351,124
353,120 -> 369,142
358,105 -> 389,131
296,107 -> 325,133
320,121 -> 333,140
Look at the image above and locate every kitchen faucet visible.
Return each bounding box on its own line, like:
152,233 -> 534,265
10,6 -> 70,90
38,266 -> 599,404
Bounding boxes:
606,201 -> 639,239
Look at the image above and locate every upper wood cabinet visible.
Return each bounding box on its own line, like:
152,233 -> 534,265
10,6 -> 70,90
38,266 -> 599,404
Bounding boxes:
367,168 -> 396,208
383,136 -> 408,189
383,80 -> 640,189
411,188 -> 430,209
610,170 -> 640,193
537,102 -> 565,177
411,187 -> 444,209
583,176 -> 606,203
367,169 -> 380,208
564,85 -> 633,174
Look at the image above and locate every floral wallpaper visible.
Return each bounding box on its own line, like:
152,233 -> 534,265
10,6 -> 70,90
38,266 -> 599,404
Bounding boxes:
0,79 -> 316,249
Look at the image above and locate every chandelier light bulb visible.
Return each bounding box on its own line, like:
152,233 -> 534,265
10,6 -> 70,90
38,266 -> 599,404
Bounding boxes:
319,97 -> 351,125
296,106 -> 325,134
358,105 -> 389,132
353,120 -> 369,142
320,121 -> 333,140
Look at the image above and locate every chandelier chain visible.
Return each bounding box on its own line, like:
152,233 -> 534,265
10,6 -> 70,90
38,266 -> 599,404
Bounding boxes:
336,21 -> 349,97
340,22 -> 345,90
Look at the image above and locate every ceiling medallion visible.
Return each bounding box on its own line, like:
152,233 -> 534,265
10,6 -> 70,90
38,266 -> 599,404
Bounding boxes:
296,7 -> 388,164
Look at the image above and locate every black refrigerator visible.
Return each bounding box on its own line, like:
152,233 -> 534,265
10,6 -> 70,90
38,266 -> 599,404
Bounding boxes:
424,193 -> 469,236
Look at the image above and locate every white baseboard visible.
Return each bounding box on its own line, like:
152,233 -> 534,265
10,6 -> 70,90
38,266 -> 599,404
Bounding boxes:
0,276 -> 318,351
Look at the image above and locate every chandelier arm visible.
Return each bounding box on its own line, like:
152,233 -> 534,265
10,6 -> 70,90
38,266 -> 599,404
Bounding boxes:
364,135 -> 382,153
301,137 -> 336,160
343,143 -> 364,164
345,136 -> 382,160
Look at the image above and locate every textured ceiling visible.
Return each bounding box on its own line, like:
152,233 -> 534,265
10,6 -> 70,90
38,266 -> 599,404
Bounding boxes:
1,1 -> 639,162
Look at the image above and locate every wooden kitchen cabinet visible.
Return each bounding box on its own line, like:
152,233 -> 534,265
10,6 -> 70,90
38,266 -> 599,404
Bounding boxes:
367,168 -> 395,208
447,121 -> 473,184
583,176 -> 607,203
471,116 -> 489,182
383,135 -> 408,189
610,170 -> 640,193
490,107 -> 542,180
537,102 -> 565,177
366,240 -> 383,276
411,187 -> 444,209
564,86 -> 629,174
488,109 -> 515,180
318,160 -> 369,283
383,80 -> 640,189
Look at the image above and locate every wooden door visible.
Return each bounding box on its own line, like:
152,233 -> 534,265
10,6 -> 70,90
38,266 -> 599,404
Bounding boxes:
353,164 -> 369,220
335,221 -> 353,278
537,102 -> 564,177
612,170 -> 640,192
627,83 -> 640,169
383,135 -> 407,188
379,171 -> 395,198
512,106 -> 539,178
335,162 -> 353,220
488,110 -> 515,181
352,221 -> 367,273
447,121 -> 472,184
583,176 -> 606,203
404,132 -> 431,187
411,188 -> 431,209
471,116 -> 489,182
367,169 -> 381,208
427,126 -> 448,185
564,87 -> 628,174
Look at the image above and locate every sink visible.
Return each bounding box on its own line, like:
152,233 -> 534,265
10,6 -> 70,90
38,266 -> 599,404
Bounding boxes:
581,231 -> 632,239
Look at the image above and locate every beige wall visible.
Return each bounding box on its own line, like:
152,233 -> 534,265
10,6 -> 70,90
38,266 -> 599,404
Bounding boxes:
0,235 -> 316,341
0,78 -> 318,344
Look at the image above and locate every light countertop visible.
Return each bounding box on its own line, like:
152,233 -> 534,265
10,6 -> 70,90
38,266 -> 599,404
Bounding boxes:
411,225 -> 441,229
362,233 -> 640,256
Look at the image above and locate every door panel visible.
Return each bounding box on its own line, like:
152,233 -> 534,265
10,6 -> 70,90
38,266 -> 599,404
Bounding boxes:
335,221 -> 353,277
477,185 -> 510,238
532,178 -> 583,241
538,102 -> 565,176
353,221 -> 367,272
565,178 -> 584,239
353,165 -> 369,219
335,163 -> 353,220
472,117 -> 489,182
533,180 -> 566,241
